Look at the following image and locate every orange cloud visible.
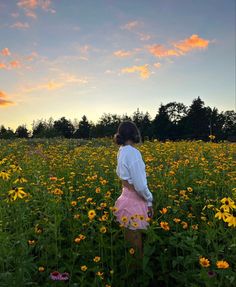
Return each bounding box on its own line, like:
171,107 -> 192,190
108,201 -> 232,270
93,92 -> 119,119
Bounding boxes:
121,21 -> 139,31
154,62 -> 161,68
148,44 -> 180,58
0,63 -> 7,69
10,60 -> 21,68
173,34 -> 210,52
121,64 -> 150,79
0,91 -> 14,107
148,34 -> 210,58
23,74 -> 88,93
11,22 -> 30,29
17,0 -> 38,9
1,48 -> 11,56
113,50 -> 132,57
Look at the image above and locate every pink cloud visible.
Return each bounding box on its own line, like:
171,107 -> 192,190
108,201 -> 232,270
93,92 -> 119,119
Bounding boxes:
10,60 -> 21,68
113,50 -> 133,57
0,63 -> 7,69
17,0 -> 55,17
121,64 -> 150,79
1,48 -> 11,56
121,20 -> 139,31
11,22 -> 30,29
0,91 -> 14,107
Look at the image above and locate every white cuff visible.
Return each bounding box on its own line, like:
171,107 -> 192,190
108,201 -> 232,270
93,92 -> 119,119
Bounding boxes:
147,201 -> 153,207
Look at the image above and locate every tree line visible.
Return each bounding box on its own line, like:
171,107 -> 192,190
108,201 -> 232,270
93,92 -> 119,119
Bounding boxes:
0,97 -> 235,142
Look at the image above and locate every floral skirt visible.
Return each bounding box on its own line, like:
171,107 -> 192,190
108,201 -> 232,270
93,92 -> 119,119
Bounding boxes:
113,186 -> 150,230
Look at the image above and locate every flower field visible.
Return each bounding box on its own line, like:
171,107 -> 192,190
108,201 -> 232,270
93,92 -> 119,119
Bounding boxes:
0,138 -> 235,287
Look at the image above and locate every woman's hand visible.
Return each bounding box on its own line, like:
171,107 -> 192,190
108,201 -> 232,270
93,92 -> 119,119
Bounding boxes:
147,206 -> 154,218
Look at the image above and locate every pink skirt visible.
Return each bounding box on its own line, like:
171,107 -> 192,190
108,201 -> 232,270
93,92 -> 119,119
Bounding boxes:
113,186 -> 150,230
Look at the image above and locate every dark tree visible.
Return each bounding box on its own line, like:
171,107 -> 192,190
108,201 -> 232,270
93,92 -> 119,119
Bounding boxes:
179,97 -> 209,140
15,125 -> 29,138
152,104 -> 173,140
74,115 -> 91,139
222,110 -> 236,141
53,117 -> 75,138
0,125 -> 15,139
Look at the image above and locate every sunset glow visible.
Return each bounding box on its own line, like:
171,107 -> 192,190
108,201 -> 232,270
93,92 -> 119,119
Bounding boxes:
0,0 -> 235,130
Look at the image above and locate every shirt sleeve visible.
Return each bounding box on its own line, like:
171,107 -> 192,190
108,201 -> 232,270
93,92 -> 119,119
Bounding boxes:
128,158 -> 153,206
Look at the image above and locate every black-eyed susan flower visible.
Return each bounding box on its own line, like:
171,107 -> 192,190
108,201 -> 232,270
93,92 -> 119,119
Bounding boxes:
13,176 -> 28,184
220,197 -> 236,212
129,248 -> 135,255
88,209 -> 96,220
80,265 -> 87,271
38,266 -> 45,272
199,257 -> 210,268
215,208 -> 230,221
173,218 -> 181,223
8,187 -> 28,201
160,207 -> 168,214
70,201 -> 77,206
160,221 -> 170,231
216,260 -> 229,269
100,226 -> 107,233
224,212 -> 236,227
121,216 -> 128,223
93,256 -> 101,262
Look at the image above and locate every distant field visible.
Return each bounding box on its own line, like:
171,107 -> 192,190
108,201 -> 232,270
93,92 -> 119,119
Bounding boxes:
0,138 -> 235,287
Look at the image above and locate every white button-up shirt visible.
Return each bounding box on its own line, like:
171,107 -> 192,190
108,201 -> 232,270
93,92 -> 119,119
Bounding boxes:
116,144 -> 153,206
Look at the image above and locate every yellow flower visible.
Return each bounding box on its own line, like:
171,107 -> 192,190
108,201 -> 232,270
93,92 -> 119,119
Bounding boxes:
224,212 -> 236,227
93,256 -> 101,262
160,221 -> 170,231
95,187 -> 101,193
199,257 -> 210,268
159,207 -> 168,214
88,209 -> 96,220
13,176 -> 28,184
71,201 -> 77,206
38,266 -> 45,272
121,216 -> 128,223
131,222 -> 139,228
81,265 -> 87,271
100,226 -> 107,233
129,248 -> 135,255
216,260 -> 229,269
53,188 -> 63,195
79,234 -> 86,240
215,208 -> 230,221
96,271 -> 104,278
173,218 -> 181,223
181,221 -> 188,229
28,240 -> 36,245
74,237 -> 81,244
74,214 -> 80,219
220,197 -> 236,212
191,224 -> 198,230
8,187 -> 28,201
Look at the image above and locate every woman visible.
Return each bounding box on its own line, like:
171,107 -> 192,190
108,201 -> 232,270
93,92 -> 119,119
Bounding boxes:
113,120 -> 154,258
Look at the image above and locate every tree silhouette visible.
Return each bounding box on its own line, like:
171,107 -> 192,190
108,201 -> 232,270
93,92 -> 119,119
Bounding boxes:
74,115 -> 91,139
15,125 -> 29,138
53,117 -> 75,138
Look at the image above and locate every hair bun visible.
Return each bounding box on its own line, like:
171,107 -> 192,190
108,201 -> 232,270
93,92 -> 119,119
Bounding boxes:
114,133 -> 125,145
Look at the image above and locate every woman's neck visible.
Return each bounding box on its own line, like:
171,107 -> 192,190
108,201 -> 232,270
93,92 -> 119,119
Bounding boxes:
123,140 -> 134,146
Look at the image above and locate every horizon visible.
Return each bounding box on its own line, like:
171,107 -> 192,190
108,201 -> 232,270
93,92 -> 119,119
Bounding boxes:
0,0 -> 235,131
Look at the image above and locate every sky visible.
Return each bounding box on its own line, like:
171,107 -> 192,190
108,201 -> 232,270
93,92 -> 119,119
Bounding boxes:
0,0 -> 235,130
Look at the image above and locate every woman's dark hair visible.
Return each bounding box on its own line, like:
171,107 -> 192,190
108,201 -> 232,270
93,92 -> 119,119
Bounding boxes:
114,121 -> 141,145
